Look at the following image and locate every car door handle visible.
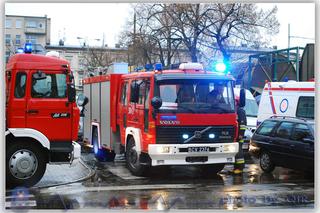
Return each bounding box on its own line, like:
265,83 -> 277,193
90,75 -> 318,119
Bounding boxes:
26,109 -> 39,114
289,144 -> 295,148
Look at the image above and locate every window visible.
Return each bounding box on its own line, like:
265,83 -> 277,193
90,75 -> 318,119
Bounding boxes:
120,82 -> 128,105
14,72 -> 27,98
15,35 -> 21,45
292,124 -> 313,141
296,97 -> 314,119
5,34 -> 11,45
16,20 -> 22,28
256,120 -> 278,136
137,80 -> 150,106
26,35 -> 37,44
26,20 -> 37,28
5,19 -> 12,28
275,122 -> 294,139
5,51 -> 10,63
156,79 -> 235,113
32,73 -> 67,98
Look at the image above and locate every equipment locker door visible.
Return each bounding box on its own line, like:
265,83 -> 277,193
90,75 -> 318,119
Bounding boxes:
26,70 -> 72,142
118,81 -> 129,143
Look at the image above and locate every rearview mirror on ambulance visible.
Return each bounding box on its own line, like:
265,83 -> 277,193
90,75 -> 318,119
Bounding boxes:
33,71 -> 46,80
239,88 -> 246,107
151,96 -> 162,109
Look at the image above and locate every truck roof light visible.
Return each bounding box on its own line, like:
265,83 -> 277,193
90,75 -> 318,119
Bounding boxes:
214,62 -> 227,73
24,43 -> 32,54
145,64 -> 153,71
179,62 -> 203,70
46,51 -> 60,58
16,48 -> 24,54
154,63 -> 163,71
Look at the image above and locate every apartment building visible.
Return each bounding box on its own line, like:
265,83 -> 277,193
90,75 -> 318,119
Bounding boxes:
5,15 -> 51,61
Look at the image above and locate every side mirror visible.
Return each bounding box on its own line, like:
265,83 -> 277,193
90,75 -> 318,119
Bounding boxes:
68,83 -> 76,103
130,81 -> 140,103
33,71 -> 46,80
151,96 -> 162,109
77,93 -> 88,107
239,88 -> 246,107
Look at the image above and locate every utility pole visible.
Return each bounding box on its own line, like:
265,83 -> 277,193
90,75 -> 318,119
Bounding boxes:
133,9 -> 137,67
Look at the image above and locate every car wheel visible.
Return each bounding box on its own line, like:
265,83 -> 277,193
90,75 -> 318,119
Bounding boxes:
260,151 -> 275,173
125,137 -> 148,176
6,142 -> 47,188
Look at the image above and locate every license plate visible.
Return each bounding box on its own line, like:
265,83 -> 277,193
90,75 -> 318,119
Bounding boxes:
188,147 -> 210,153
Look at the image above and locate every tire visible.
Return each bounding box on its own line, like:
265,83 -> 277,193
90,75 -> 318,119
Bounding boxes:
260,151 -> 275,173
125,137 -> 147,176
201,163 -> 225,176
6,142 -> 47,189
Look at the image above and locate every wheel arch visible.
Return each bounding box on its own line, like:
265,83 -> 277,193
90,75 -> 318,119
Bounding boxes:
6,128 -> 50,150
125,127 -> 142,154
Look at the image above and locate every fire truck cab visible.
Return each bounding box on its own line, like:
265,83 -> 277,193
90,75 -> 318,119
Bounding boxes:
83,63 -> 243,176
5,50 -> 81,188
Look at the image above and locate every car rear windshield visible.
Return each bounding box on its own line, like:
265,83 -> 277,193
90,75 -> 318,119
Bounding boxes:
256,120 -> 278,136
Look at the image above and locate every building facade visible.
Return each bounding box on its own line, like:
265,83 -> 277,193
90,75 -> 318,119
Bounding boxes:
5,15 -> 51,61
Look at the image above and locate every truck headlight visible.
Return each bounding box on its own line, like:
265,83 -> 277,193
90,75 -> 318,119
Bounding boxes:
224,144 -> 236,152
157,146 -> 171,154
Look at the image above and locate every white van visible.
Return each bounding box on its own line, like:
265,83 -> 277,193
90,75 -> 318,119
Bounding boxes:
257,81 -> 314,126
234,88 -> 259,150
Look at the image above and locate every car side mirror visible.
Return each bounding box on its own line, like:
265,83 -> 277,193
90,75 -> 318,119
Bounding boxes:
302,137 -> 313,144
68,83 -> 76,103
33,71 -> 46,80
151,96 -> 162,109
239,88 -> 246,107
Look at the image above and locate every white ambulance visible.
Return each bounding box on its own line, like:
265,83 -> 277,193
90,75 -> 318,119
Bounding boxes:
257,81 -> 315,126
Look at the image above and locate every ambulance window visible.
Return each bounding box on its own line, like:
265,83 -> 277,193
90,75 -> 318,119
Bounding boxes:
121,82 -> 128,105
14,72 -> 27,98
296,97 -> 314,119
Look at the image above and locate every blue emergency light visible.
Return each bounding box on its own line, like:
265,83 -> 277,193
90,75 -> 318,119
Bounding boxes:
214,62 -> 227,73
24,43 -> 33,53
145,64 -> 153,71
154,63 -> 163,71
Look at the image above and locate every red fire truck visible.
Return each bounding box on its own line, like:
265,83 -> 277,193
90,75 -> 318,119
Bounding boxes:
82,62 -> 244,176
5,45 -> 81,188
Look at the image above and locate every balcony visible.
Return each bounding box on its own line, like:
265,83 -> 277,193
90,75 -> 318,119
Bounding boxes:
25,27 -> 46,34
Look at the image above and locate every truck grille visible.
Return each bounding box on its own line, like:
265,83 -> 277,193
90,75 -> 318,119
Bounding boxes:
156,126 -> 235,144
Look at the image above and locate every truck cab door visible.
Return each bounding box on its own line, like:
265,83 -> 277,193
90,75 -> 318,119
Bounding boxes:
26,70 -> 72,142
8,71 -> 28,127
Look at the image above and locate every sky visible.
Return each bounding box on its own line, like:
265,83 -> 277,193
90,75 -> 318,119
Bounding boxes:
5,3 -> 315,49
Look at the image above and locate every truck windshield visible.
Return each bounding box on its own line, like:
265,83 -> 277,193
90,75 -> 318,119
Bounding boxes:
155,79 -> 235,113
244,99 -> 258,117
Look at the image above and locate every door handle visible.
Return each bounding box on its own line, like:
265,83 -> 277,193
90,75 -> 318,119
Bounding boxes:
26,109 -> 39,114
289,144 -> 295,148
133,117 -> 139,122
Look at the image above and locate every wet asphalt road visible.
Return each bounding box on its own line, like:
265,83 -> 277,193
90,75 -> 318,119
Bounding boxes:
6,152 -> 314,210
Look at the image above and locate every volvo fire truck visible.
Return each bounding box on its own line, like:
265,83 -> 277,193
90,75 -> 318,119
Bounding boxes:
5,45 -> 81,188
82,63 -> 245,176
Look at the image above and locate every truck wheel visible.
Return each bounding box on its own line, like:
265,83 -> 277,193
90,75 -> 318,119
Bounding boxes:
125,137 -> 147,176
6,142 -> 47,188
201,164 -> 225,175
260,151 -> 275,173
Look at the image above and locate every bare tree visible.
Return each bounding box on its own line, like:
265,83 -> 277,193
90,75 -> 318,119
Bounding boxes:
203,3 -> 279,61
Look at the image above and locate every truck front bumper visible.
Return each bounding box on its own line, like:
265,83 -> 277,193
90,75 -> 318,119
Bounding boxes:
70,141 -> 81,165
148,143 -> 239,166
